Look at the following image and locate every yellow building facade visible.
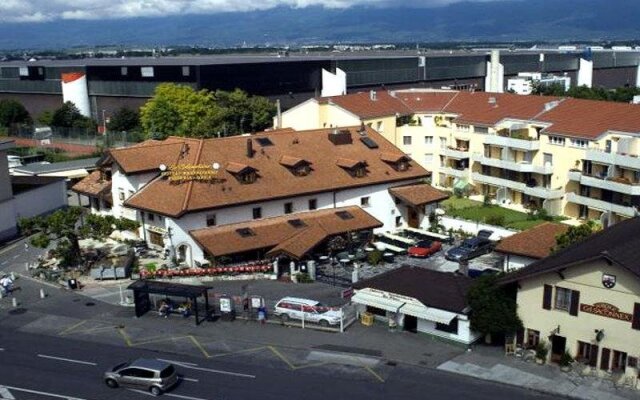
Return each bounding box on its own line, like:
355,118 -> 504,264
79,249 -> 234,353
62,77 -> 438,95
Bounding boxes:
279,90 -> 640,225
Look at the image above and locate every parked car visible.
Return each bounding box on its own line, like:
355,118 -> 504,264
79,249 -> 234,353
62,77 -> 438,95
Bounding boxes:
104,358 -> 178,395
467,266 -> 502,278
445,237 -> 494,262
408,240 -> 442,258
274,297 -> 341,327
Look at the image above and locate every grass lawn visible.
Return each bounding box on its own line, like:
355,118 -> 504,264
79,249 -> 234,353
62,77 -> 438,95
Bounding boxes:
441,197 -> 559,230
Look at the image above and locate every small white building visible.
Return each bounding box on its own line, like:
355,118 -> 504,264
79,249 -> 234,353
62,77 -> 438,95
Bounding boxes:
352,266 -> 482,345
495,222 -> 568,271
507,72 -> 571,95
73,126 -> 437,267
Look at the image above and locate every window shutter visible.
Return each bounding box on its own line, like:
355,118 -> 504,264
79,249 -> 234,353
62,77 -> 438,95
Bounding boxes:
632,303 -> 640,330
569,290 -> 580,316
589,345 -> 599,367
542,284 -> 552,310
600,348 -> 610,371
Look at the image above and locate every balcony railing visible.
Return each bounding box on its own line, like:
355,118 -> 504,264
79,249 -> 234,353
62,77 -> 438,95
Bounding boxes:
442,146 -> 470,159
440,166 -> 469,178
566,193 -> 637,218
567,170 -> 640,196
471,153 -> 553,174
471,172 -> 563,199
483,134 -> 540,151
585,149 -> 640,170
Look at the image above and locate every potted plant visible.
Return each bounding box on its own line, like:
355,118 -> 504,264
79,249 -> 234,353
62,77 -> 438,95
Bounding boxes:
559,350 -> 573,372
535,341 -> 548,365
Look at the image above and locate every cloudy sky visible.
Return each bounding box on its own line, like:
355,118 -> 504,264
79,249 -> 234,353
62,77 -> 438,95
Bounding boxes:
1,0 -> 500,22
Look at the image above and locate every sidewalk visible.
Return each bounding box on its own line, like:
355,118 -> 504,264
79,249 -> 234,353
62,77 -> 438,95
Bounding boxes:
438,345 -> 640,400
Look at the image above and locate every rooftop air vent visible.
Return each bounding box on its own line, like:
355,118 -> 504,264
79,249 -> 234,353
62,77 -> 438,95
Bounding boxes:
328,129 -> 353,145
287,219 -> 307,228
236,228 -> 255,238
255,137 -> 273,147
335,210 -> 354,220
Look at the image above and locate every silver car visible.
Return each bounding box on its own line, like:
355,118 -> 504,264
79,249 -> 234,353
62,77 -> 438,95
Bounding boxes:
104,359 -> 178,395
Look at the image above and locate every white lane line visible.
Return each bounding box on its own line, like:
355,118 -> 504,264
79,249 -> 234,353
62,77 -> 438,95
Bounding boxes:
166,393 -> 208,400
0,384 -> 85,400
37,354 -> 97,366
180,377 -> 199,383
127,389 -> 155,396
0,348 -> 4,351
157,358 -> 199,367
174,364 -> 255,379
11,255 -> 18,260
0,386 -> 15,400
1,261 -> 7,265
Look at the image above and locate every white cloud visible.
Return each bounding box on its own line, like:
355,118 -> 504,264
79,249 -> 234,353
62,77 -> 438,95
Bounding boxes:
0,0 -> 503,22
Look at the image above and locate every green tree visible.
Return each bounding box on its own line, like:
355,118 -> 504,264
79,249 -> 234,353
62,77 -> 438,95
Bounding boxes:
37,110 -> 54,126
553,220 -> 599,252
0,99 -> 31,128
24,207 -> 140,268
107,107 -> 140,133
51,101 -> 96,129
467,275 -> 523,339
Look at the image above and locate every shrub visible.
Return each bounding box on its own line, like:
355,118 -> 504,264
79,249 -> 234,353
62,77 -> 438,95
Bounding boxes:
144,262 -> 157,274
296,272 -> 314,283
482,194 -> 491,207
367,249 -> 383,266
559,350 -> 573,367
535,341 -> 548,360
485,215 -> 505,226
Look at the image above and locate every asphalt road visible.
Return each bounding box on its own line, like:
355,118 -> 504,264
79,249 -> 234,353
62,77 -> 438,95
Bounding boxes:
0,330 -> 559,400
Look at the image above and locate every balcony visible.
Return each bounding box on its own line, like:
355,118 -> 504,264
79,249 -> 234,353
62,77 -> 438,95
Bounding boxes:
566,193 -> 637,218
471,172 -> 564,199
568,171 -> 640,196
471,153 -> 553,174
585,149 -> 640,170
440,166 -> 469,178
483,134 -> 540,151
442,146 -> 470,159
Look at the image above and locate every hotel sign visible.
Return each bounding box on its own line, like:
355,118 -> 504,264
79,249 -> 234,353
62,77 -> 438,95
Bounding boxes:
580,302 -> 633,322
161,164 -> 219,183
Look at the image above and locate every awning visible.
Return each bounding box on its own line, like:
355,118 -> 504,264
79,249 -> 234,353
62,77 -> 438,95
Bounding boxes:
453,178 -> 471,190
41,168 -> 90,179
352,290 -> 406,313
399,303 -> 457,325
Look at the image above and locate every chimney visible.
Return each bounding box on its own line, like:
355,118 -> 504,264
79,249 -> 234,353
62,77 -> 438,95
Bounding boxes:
276,99 -> 282,129
246,139 -> 253,158
370,90 -> 377,101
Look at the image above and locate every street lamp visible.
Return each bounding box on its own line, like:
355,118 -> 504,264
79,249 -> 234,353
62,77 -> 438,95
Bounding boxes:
101,110 -> 107,135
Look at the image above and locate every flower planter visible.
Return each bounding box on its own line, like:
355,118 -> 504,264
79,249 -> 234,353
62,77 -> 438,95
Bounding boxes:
535,358 -> 545,365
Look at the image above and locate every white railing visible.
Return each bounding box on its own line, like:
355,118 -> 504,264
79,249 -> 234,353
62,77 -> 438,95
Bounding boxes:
483,135 -> 540,150
442,147 -> 470,159
571,172 -> 640,196
585,149 -> 640,170
471,172 -> 564,199
471,153 -> 553,174
566,193 -> 637,218
440,166 -> 469,178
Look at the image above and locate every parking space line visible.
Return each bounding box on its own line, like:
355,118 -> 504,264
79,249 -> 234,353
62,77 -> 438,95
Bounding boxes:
158,359 -> 199,367
267,346 -> 296,369
1,261 -> 7,265
127,388 -> 155,396
208,346 -> 266,359
58,320 -> 87,336
0,384 -> 86,400
11,255 -> 19,260
37,354 -> 97,366
188,336 -> 211,358
362,365 -> 385,383
180,377 -> 199,383
166,393 -> 208,400
172,363 -> 256,379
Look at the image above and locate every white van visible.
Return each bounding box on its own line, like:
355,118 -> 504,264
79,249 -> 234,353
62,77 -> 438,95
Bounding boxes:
274,297 -> 341,327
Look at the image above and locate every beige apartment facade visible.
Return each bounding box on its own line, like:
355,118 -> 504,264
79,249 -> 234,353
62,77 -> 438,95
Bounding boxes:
279,89 -> 640,225
501,218 -> 640,389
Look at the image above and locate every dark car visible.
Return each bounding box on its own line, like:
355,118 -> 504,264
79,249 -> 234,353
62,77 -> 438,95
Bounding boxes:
467,266 -> 501,278
445,237 -> 494,262
408,240 -> 442,258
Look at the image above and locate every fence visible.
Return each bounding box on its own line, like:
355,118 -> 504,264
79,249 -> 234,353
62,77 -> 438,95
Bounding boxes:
8,126 -> 142,149
440,216 -> 518,240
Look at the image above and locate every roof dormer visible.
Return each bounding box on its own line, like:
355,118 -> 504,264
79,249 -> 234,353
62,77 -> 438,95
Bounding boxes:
280,155 -> 312,177
226,162 -> 258,184
380,153 -> 411,172
336,158 -> 368,178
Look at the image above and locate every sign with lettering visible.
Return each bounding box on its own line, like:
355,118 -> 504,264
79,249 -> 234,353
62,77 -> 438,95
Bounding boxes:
580,302 -> 633,322
161,164 -> 219,183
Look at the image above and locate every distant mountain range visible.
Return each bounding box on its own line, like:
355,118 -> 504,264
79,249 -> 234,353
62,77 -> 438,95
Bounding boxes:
0,0 -> 638,50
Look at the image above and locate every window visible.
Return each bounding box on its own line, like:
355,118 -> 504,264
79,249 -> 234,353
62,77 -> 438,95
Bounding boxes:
424,153 -> 434,165
424,136 -> 433,145
554,287 -> 572,312
118,189 -> 125,201
353,166 -> 367,178
456,124 -> 470,132
284,202 -> 293,214
549,136 -> 565,146
570,138 -> 588,148
206,214 -> 216,227
19,67 -> 28,77
308,199 -> 317,210
252,207 -> 262,219
612,351 -> 627,372
147,213 -> 155,222
239,171 -> 257,184
577,341 -> 595,363
236,228 -> 255,238
435,318 -> 459,334
182,66 -> 190,76
336,211 -> 354,220
395,216 -> 402,227
440,137 -> 447,149
376,121 -> 384,132
403,136 -> 412,146
526,329 -> 540,348
475,126 -> 489,134
120,67 -> 128,76
140,67 -> 154,77
360,196 -> 370,207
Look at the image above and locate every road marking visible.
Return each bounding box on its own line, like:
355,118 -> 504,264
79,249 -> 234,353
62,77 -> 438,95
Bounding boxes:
168,362 -> 255,379
37,354 -> 97,366
1,261 -> 7,266
58,320 -> 87,336
0,386 -> 15,400
127,389 -> 155,396
0,384 -> 85,400
166,393 -> 208,400
180,377 -> 199,383
0,348 -> 4,351
11,255 -> 18,260
157,358 -> 198,367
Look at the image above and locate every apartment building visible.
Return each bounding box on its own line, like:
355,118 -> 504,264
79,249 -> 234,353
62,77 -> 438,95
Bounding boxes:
279,89 -> 640,225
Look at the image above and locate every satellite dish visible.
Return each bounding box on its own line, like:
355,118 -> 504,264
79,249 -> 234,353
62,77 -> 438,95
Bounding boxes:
159,164 -> 167,171
212,162 -> 220,170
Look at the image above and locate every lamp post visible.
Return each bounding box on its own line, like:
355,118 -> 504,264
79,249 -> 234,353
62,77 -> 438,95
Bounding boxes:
101,110 -> 107,135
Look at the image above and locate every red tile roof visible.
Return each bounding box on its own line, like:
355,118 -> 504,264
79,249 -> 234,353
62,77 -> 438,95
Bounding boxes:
495,222 -> 569,259
112,126 -> 428,217
389,183 -> 449,206
319,90 -> 411,119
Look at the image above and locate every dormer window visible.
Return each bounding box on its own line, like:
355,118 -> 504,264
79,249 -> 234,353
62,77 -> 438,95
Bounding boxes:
336,158 -> 368,178
380,153 -> 411,172
226,162 -> 257,184
280,155 -> 312,177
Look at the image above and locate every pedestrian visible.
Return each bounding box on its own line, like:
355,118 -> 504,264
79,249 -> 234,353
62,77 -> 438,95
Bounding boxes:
158,300 -> 170,318
257,306 -> 266,324
243,297 -> 249,317
24,242 -> 29,252
1,275 -> 14,295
